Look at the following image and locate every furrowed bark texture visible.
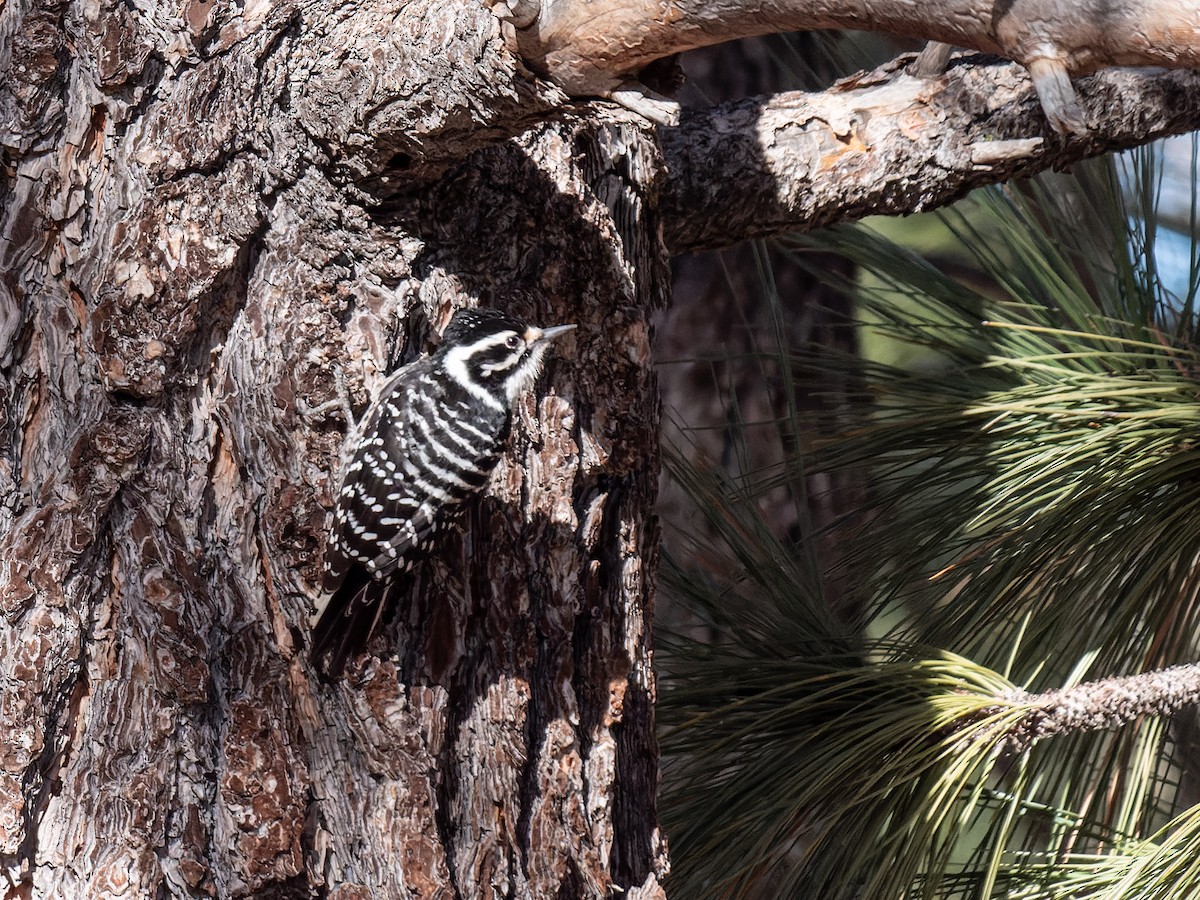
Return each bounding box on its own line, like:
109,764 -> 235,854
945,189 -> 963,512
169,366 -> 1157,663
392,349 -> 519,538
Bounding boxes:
0,0 -> 665,895
301,113 -> 668,898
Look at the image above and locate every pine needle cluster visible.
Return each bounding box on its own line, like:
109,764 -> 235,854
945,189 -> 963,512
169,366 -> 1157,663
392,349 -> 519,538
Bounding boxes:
660,144 -> 1200,899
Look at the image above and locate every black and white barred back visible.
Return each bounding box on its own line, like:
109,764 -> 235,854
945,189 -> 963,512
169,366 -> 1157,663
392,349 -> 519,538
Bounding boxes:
310,307 -> 575,678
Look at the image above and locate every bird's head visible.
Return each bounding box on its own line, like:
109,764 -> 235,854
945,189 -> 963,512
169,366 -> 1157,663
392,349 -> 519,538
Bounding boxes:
438,307 -> 576,404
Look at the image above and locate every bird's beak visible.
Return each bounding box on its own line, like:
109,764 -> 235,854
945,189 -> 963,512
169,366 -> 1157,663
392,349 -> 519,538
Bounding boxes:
525,324 -> 577,344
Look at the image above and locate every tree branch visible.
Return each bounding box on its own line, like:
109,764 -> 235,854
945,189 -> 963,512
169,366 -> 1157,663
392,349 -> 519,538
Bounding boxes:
659,58 -> 1200,255
514,0 -> 1200,128
999,663 -> 1200,754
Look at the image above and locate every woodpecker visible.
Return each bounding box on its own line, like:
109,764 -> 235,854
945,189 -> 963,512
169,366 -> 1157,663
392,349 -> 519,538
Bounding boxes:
310,307 -> 576,678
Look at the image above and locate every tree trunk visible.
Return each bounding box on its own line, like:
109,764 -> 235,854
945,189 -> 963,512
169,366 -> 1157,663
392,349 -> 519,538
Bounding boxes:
0,1 -> 664,895
3,0 -> 1199,896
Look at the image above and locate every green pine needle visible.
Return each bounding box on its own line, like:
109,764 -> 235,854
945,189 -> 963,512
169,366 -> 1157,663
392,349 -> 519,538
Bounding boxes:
660,144 -> 1200,899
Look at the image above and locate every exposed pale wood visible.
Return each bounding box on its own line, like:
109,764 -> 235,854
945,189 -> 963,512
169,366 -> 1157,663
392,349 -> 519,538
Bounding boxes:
661,60 -> 1200,254
514,0 -> 1200,99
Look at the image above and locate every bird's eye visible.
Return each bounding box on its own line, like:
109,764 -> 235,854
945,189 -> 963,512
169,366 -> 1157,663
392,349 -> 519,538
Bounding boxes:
505,334 -> 522,350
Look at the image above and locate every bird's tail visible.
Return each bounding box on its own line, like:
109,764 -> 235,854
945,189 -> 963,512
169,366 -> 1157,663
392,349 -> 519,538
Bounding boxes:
310,569 -> 401,680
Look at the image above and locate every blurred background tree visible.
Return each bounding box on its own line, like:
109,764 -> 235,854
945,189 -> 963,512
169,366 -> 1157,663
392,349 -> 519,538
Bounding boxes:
657,32 -> 1200,900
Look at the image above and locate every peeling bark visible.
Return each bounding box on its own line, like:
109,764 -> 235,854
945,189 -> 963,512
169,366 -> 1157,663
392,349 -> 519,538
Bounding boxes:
662,59 -> 1200,254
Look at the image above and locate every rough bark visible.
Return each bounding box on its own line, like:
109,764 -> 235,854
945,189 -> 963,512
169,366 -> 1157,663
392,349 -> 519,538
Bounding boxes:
996,663 -> 1200,754
299,115 -> 669,898
0,0 -> 664,896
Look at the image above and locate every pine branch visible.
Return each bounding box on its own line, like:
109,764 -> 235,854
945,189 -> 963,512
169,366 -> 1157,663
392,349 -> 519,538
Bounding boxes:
996,663 -> 1200,753
510,0 -> 1200,107
661,59 -> 1200,253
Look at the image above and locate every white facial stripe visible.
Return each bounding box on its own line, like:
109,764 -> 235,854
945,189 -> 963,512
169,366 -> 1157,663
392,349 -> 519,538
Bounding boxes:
443,340 -> 506,411
504,343 -> 551,402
